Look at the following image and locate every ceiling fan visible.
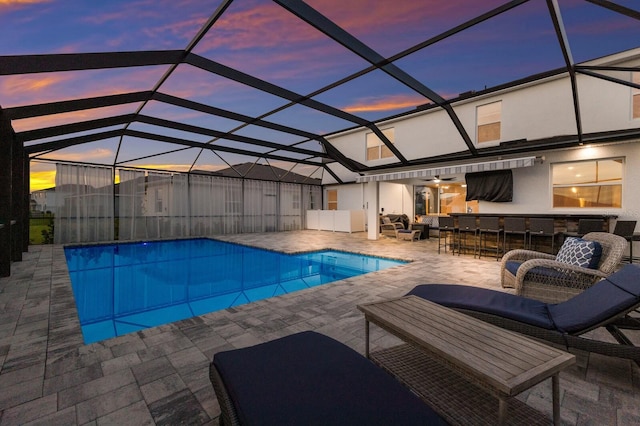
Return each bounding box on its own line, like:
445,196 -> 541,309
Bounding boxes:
423,175 -> 456,183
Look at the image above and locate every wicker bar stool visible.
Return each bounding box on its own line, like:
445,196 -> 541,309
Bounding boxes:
564,218 -> 604,238
456,216 -> 478,257
437,216 -> 457,254
503,217 -> 528,253
612,220 -> 637,263
528,218 -> 560,254
477,216 -> 503,260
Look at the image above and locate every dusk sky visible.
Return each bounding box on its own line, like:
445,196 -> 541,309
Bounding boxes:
0,0 -> 638,191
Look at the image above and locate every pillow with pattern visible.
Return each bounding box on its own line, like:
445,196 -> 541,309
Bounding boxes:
555,237 -> 602,269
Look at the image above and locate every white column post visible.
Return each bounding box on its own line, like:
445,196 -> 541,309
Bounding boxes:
365,181 -> 380,240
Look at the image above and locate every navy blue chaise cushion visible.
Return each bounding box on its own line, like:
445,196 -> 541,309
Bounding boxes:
503,261 -> 566,280
406,284 -> 555,329
548,264 -> 640,332
407,264 -> 640,335
212,331 -> 447,425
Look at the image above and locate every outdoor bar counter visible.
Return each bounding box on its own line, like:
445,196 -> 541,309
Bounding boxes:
448,213 -> 618,233
447,213 -> 618,256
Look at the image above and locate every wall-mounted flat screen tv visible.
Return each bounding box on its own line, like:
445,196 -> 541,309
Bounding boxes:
465,169 -> 513,202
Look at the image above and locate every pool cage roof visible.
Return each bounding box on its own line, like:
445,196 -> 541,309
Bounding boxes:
1,0 -> 640,185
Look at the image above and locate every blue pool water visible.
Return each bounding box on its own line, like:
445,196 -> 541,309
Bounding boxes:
65,238 -> 406,344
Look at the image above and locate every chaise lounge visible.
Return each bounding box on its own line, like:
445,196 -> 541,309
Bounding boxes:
210,331 -> 447,425
407,264 -> 640,364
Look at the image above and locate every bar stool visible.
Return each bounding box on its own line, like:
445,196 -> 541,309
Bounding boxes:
477,216 -> 503,260
456,216 -> 478,257
502,217 -> 528,252
564,218 -> 603,238
437,216 -> 457,254
612,220 -> 637,263
528,218 -> 559,254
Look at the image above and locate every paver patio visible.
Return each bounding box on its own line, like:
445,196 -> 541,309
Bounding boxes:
0,230 -> 639,425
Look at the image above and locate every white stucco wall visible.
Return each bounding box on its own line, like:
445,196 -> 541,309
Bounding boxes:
321,49 -> 640,240
324,182 -> 413,216
326,50 -> 640,173
322,162 -> 360,185
393,111 -> 470,161
327,75 -> 583,167
578,74 -> 640,134
579,51 -> 640,133
325,140 -> 640,238
477,141 -> 640,225
379,182 -> 413,216
323,183 -> 364,211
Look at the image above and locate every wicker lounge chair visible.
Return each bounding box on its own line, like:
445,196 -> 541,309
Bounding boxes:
500,232 -> 627,303
407,264 -> 640,365
380,216 -> 405,237
210,331 -> 446,426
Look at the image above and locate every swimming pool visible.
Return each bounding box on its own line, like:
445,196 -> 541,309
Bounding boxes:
65,238 -> 406,344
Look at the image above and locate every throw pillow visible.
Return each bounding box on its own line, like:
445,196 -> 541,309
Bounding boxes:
555,237 -> 602,269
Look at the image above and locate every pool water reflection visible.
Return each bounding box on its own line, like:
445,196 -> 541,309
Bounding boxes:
65,238 -> 406,343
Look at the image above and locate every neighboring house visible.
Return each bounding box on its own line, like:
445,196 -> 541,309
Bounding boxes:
115,164 -> 322,238
203,162 -> 323,185
30,187 -> 58,214
135,163 -> 322,219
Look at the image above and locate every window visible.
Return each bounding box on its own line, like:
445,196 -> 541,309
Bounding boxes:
439,184 -> 478,214
414,184 -> 478,215
366,128 -> 395,161
477,101 -> 501,143
327,189 -> 338,210
633,72 -> 640,119
552,158 -> 623,208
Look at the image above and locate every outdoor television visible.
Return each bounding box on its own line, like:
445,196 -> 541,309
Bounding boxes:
465,169 -> 513,202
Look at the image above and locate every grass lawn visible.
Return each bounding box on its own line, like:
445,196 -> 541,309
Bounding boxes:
30,225 -> 48,244
29,216 -> 53,244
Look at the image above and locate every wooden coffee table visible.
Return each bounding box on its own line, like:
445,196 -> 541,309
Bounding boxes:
358,296 -> 575,425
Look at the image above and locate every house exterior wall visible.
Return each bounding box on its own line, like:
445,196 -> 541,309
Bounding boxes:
325,140 -> 640,234
323,183 -> 363,211
322,50 -> 640,238
31,190 -> 58,214
478,141 -> 640,223
326,74 -> 619,168
379,182 -> 413,217
323,182 -> 415,216
324,51 -> 640,183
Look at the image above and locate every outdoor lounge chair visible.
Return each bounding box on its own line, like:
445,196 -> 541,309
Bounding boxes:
380,215 -> 405,237
209,331 -> 446,426
406,264 -> 640,365
501,232 -> 628,303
